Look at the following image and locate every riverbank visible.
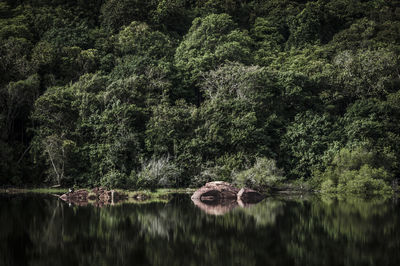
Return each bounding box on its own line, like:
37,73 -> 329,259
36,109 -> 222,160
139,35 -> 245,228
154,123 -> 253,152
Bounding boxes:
0,187 -> 196,199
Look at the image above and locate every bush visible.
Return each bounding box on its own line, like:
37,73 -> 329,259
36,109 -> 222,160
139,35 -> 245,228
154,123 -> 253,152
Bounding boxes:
315,147 -> 393,195
100,169 -> 129,189
338,165 -> 392,195
233,157 -> 285,191
320,179 -> 336,193
136,157 -> 182,189
191,153 -> 250,187
191,165 -> 233,188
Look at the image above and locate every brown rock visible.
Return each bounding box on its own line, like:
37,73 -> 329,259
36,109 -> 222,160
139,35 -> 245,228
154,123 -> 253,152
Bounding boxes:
191,181 -> 239,202
92,187 -> 106,195
237,188 -> 265,204
191,182 -> 266,215
60,187 -> 128,206
60,189 -> 88,201
99,190 -> 112,202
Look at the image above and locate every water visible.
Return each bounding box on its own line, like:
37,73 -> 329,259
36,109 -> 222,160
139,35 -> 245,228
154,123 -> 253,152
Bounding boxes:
1,193 -> 399,266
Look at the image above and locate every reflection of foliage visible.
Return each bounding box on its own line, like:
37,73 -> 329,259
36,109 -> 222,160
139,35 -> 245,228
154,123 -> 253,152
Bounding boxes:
1,194 -> 400,266
286,195 -> 399,266
236,198 -> 285,227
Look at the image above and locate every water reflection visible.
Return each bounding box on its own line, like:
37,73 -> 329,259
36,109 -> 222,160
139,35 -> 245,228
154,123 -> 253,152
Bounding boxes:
192,198 -> 238,215
0,193 -> 399,266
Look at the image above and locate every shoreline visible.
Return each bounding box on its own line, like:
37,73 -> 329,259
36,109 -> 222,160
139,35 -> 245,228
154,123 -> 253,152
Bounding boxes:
0,187 -> 196,197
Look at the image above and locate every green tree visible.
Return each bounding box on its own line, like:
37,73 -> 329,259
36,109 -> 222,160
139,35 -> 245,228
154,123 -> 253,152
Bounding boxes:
175,13 -> 253,103
100,0 -> 156,32
116,21 -> 174,60
281,111 -> 336,179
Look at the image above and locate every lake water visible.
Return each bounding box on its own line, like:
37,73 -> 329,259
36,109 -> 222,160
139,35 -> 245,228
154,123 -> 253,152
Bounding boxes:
1,193 -> 399,266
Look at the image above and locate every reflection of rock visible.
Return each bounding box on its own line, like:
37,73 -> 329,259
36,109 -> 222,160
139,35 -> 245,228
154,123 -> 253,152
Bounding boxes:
192,198 -> 238,215
131,193 -> 151,201
191,181 -> 239,201
192,182 -> 265,215
237,188 -> 265,204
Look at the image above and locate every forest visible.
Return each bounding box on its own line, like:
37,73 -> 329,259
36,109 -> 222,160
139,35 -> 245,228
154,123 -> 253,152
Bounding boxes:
1,0 -> 400,195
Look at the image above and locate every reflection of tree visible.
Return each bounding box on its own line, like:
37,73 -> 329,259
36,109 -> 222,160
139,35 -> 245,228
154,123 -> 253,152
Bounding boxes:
236,198 -> 285,227
315,195 -> 392,241
0,195 -> 291,266
2,194 -> 400,266
285,195 -> 400,266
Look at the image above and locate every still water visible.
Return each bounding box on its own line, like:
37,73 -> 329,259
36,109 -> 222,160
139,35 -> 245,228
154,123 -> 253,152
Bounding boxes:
1,193 -> 399,266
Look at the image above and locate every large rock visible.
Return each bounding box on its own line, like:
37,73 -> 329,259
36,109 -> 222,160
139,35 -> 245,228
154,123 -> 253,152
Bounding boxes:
191,182 -> 266,215
191,181 -> 239,201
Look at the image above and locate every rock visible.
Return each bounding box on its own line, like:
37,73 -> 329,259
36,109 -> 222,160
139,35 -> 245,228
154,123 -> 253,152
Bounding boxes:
60,189 -> 88,201
98,190 -> 112,202
60,187 -> 127,206
237,188 -> 265,204
191,181 -> 239,202
191,182 -> 266,215
92,187 -> 106,195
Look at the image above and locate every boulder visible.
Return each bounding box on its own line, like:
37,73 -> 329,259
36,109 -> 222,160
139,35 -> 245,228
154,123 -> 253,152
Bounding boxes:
191,182 -> 266,215
237,188 -> 265,204
191,181 -> 239,202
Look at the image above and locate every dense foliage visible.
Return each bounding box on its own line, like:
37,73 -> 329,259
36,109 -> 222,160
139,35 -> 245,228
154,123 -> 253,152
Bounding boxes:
1,0 -> 400,194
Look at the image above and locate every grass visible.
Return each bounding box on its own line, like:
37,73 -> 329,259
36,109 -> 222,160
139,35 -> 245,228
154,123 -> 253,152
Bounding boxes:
117,188 -> 196,199
0,187 -> 196,205
0,187 -> 195,197
0,187 -> 68,194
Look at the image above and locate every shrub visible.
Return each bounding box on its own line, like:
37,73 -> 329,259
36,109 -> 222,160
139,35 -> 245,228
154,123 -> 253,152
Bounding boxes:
191,165 -> 233,188
136,157 -> 182,189
100,169 -> 128,189
338,165 -> 392,195
320,179 -> 336,193
191,153 -> 250,187
315,147 -> 393,195
234,157 -> 285,191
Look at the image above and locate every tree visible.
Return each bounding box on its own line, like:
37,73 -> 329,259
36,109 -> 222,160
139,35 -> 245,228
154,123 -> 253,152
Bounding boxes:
100,0 -> 156,32
192,63 -> 281,163
251,17 -> 285,65
281,111 -> 336,179
174,13 -> 253,103
145,97 -> 195,158
332,48 -> 400,99
116,21 -> 174,60
286,2 -> 322,48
